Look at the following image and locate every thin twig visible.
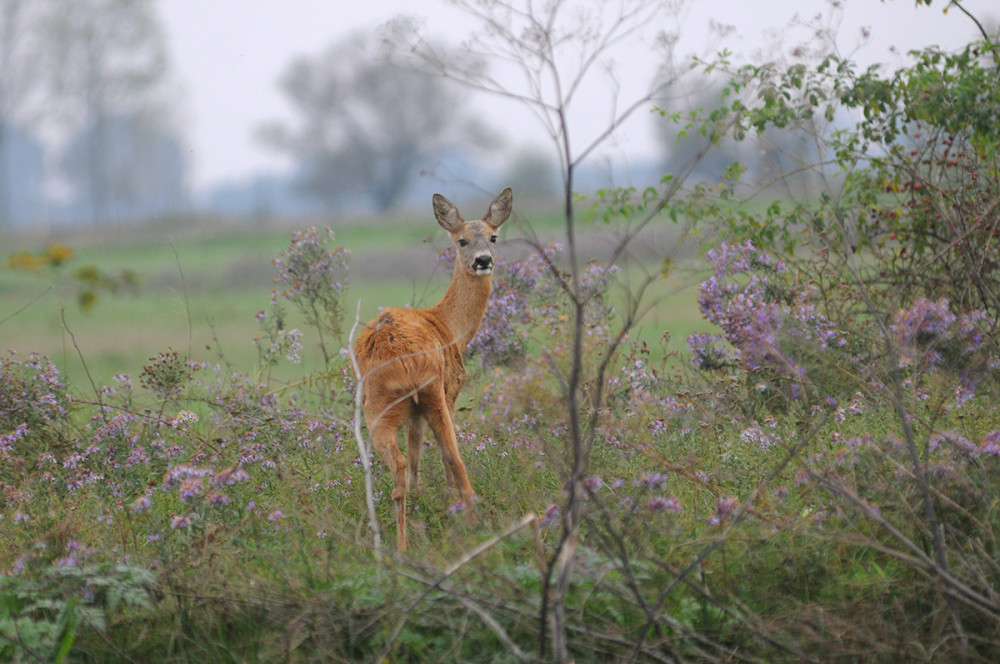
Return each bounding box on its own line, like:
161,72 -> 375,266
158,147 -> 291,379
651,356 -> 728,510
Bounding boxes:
347,298 -> 383,561
60,308 -> 106,418
0,285 -> 52,326
169,242 -> 193,358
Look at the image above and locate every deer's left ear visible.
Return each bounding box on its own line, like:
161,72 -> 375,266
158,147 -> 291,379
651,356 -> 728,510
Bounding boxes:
433,193 -> 464,233
484,187 -> 512,228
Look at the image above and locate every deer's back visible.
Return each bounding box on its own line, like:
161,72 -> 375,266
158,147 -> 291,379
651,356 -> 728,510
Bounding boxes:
355,308 -> 466,411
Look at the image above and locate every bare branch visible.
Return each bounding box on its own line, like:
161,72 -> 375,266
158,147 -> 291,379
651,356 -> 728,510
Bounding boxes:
347,298 -> 383,561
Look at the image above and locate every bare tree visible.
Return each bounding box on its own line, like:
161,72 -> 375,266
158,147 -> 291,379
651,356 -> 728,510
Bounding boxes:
44,0 -> 175,224
259,33 -> 488,213
61,113 -> 187,223
0,0 -> 50,227
383,1 -> 729,659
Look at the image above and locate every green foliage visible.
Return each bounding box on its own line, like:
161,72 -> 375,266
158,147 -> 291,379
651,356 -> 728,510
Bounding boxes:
6,242 -> 139,311
718,33 -> 1000,318
0,564 -> 153,662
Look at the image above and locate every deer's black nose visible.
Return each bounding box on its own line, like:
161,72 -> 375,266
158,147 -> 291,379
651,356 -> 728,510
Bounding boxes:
473,255 -> 493,270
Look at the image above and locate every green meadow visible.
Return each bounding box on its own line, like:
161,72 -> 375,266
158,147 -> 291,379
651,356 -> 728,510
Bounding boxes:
2,207 -> 998,663
1,210 -> 706,389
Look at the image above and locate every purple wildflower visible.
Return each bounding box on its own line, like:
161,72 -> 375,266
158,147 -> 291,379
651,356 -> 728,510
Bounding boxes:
634,472 -> 669,490
541,503 -> 560,526
170,514 -> 192,530
178,478 -> 204,502
978,431 -> 1000,457
647,495 -> 681,513
0,423 -> 28,451
129,496 -> 151,514
709,495 -> 740,526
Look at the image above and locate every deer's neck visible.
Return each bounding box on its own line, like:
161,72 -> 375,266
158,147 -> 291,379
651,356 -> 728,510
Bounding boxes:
428,262 -> 492,353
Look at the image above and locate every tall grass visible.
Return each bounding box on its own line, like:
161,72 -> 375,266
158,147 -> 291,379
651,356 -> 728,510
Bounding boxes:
2,214 -> 999,662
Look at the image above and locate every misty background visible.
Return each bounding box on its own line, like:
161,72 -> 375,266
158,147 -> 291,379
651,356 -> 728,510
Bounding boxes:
0,0 -> 992,229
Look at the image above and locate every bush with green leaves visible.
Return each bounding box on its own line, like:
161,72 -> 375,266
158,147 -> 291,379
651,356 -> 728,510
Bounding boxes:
718,27 -> 1000,324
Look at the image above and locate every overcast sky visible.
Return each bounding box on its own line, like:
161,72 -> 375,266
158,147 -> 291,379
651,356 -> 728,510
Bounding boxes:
158,0 -> 994,192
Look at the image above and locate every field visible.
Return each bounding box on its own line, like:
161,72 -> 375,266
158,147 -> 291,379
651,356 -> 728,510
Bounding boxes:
2,206 -> 1000,662
2,210 -> 704,389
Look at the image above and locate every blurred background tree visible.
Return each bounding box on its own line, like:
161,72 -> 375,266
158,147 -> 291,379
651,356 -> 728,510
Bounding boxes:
44,0 -> 184,225
498,149 -> 559,207
0,0 -> 48,228
257,33 -> 491,214
655,79 -> 828,198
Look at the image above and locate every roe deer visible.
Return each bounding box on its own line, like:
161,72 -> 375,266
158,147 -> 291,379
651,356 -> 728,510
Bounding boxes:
355,187 -> 513,551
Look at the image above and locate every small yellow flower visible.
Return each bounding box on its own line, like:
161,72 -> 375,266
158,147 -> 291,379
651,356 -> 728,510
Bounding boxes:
45,243 -> 75,266
6,251 -> 43,271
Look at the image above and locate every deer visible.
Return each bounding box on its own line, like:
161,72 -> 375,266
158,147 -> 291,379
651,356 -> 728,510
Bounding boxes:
354,187 -> 513,552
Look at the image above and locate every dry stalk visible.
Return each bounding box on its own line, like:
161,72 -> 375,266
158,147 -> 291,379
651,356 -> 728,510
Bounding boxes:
347,298 -> 383,561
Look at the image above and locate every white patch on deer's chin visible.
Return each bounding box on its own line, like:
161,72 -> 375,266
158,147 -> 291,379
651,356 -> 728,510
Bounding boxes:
473,265 -> 494,276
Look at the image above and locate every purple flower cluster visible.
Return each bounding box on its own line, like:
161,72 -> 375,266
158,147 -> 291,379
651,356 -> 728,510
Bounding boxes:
1,352 -> 71,430
272,226 -> 351,340
890,297 -> 995,373
1,423 -> 28,452
647,495 -> 682,513
467,243 -> 563,368
273,226 -> 350,303
687,332 -> 740,370
689,241 -> 845,392
709,495 -> 740,526
739,423 -> 779,452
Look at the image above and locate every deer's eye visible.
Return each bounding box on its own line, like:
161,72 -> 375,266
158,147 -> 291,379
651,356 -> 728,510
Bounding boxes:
490,235 -> 498,243
458,239 -> 469,247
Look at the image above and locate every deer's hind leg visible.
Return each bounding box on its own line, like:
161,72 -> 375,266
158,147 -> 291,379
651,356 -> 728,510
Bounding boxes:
406,414 -> 426,494
367,401 -> 411,551
421,386 -> 476,516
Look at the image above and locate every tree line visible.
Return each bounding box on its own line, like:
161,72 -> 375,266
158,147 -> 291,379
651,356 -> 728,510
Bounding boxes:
1,0 -> 844,228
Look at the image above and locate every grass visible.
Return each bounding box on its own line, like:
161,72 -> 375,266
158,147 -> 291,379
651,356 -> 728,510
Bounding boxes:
1,209 -> 705,389
3,210 -> 998,662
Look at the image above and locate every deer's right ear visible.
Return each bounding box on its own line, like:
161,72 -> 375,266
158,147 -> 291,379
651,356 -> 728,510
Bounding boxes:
484,187 -> 513,228
433,194 -> 463,233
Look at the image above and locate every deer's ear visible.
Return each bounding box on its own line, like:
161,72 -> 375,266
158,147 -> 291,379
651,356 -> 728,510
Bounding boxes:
484,187 -> 512,228
433,194 -> 463,232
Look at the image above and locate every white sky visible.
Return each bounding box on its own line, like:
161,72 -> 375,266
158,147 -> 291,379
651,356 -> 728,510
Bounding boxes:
158,0 -> 994,192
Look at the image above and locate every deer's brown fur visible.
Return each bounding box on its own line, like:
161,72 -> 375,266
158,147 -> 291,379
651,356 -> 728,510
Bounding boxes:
354,188 -> 512,551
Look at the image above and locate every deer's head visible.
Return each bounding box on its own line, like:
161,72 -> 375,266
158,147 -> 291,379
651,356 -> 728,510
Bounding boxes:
433,187 -> 512,277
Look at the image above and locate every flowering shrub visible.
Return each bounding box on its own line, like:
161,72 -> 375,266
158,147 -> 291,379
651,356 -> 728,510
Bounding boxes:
140,348 -> 200,401
463,243 -> 625,377
271,226 -> 350,365
0,351 -> 71,442
891,297 -> 993,369
449,243 -> 563,369
0,341 -> 361,583
687,240 -> 848,401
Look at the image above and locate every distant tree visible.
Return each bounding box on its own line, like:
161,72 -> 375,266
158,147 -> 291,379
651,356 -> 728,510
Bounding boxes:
655,80 -> 826,196
259,33 -> 486,213
499,149 -> 559,205
44,0 -> 179,224
0,122 -> 45,226
62,113 -> 186,224
0,0 -> 50,227
654,81 -> 753,183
